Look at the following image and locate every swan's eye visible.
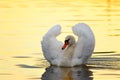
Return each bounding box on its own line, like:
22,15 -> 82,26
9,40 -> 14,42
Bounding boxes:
65,39 -> 70,44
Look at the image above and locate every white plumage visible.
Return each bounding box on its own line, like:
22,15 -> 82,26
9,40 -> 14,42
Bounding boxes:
41,23 -> 95,67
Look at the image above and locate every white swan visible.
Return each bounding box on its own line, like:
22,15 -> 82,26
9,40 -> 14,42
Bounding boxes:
41,23 -> 95,67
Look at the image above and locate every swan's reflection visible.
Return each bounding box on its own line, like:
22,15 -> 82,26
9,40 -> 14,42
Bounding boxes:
41,65 -> 93,80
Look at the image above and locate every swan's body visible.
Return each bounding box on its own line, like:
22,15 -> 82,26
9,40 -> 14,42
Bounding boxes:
41,23 -> 95,67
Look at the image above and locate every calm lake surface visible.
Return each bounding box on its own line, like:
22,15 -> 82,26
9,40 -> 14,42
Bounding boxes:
0,0 -> 120,80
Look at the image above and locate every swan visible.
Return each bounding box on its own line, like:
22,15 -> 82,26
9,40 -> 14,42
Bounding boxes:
41,23 -> 95,67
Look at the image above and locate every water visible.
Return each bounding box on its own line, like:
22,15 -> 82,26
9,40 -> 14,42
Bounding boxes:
0,0 -> 120,80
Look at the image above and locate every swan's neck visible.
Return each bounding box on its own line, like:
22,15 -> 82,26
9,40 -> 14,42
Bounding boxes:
64,43 -> 76,59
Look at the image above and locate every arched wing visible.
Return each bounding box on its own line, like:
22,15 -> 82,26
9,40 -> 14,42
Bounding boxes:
41,25 -> 63,64
72,23 -> 95,65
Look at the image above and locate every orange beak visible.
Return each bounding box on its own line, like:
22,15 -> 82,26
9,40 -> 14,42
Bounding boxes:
62,39 -> 70,50
62,43 -> 68,50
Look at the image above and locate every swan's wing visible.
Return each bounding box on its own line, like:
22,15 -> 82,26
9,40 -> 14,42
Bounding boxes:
41,25 -> 63,65
72,23 -> 95,65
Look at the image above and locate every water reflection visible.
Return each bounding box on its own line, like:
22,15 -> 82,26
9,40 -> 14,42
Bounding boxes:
41,65 -> 93,80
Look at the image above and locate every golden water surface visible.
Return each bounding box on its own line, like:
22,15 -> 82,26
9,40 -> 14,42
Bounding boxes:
0,0 -> 120,80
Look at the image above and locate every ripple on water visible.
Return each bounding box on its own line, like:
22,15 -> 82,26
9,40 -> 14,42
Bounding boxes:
16,64 -> 41,68
0,73 -> 12,75
12,56 -> 32,58
108,34 -> 120,36
88,52 -> 120,70
28,77 -> 40,79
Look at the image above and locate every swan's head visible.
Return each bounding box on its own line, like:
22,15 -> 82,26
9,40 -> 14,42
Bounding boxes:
62,35 -> 76,50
